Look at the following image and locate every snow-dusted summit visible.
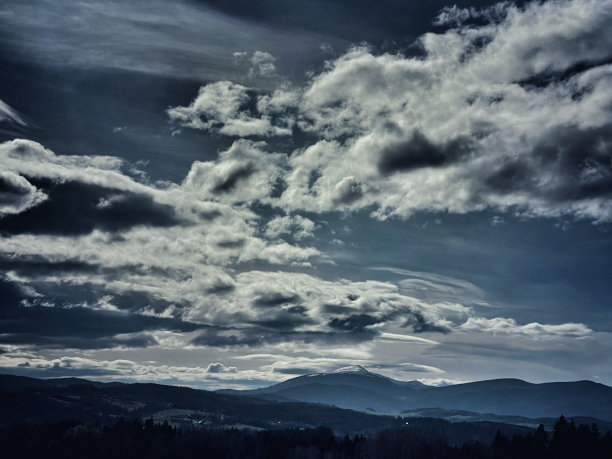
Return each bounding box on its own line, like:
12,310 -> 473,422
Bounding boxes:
330,365 -> 373,375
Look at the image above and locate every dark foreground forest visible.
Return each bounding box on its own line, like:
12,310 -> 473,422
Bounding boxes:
2,415 -> 611,459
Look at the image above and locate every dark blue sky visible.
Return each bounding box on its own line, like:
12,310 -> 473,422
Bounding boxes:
0,0 -> 611,388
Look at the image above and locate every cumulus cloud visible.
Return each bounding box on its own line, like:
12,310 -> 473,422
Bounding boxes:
264,215 -> 316,240
205,362 -> 238,373
249,51 -> 277,78
181,139 -> 288,202
0,138 -> 319,265
171,0 -> 612,223
167,81 -> 291,137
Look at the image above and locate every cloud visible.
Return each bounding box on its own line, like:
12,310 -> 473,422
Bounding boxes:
168,82 -> 292,137
460,317 -> 593,340
0,137 -> 475,355
393,362 -> 444,374
169,0 -> 612,223
167,81 -> 290,137
0,352 -> 279,388
205,362 -> 238,373
2,0 -> 611,388
0,171 -> 47,216
181,139 -> 289,202
264,215 -> 316,240
0,179 -> 180,236
249,51 -> 277,78
0,139 -> 142,194
371,267 -> 486,306
0,0 -> 332,82
257,356 -> 443,377
0,303 -> 206,350
0,138 -> 320,266
379,333 -> 439,345
0,99 -> 27,126
377,130 -> 473,174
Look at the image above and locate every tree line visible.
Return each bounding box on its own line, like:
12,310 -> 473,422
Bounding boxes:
1,415 -> 611,458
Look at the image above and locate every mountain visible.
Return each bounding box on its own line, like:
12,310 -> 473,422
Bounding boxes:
218,366 -> 426,413
0,373 -> 539,444
0,373 -> 402,432
220,368 -> 612,421
402,378 -> 612,420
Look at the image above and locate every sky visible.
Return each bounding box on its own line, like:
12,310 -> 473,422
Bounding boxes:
0,0 -> 611,389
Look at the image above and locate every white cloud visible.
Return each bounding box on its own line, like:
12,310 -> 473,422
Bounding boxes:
168,0 -> 612,223
2,0 -> 611,388
0,170 -> 47,215
460,316 -> 593,339
181,139 -> 288,202
168,82 -> 290,137
205,362 -> 238,373
265,215 -> 316,240
0,352 -> 278,389
0,139 -> 141,193
0,0 -> 331,82
379,333 -> 439,345
0,99 -> 26,126
249,51 -> 277,78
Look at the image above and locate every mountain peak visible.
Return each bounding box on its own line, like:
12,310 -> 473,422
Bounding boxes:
331,365 -> 370,374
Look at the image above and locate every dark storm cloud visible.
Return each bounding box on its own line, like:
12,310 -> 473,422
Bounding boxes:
533,125 -> 612,202
0,278 -> 32,305
484,124 -> 612,202
0,171 -> 46,215
216,239 -> 246,249
0,256 -> 98,285
253,311 -> 314,330
0,179 -> 181,236
211,165 -> 255,194
326,309 -> 450,335
190,326 -> 377,347
0,305 -> 205,349
251,304 -> 313,331
253,292 -> 302,308
403,311 -> 451,334
484,160 -> 535,193
517,56 -> 612,90
322,304 -> 356,315
378,130 -> 473,174
206,283 -> 236,295
0,174 -> 31,201
328,313 -> 382,332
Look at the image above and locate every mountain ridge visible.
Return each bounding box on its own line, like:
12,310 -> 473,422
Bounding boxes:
217,368 -> 612,420
3,372 -> 612,436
